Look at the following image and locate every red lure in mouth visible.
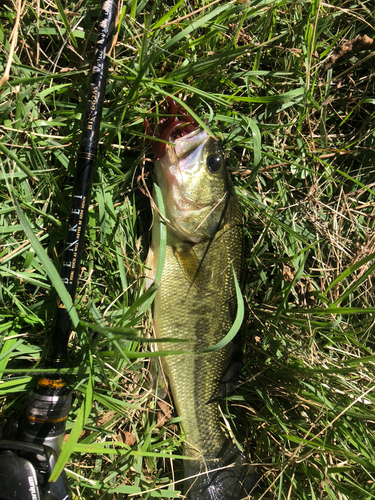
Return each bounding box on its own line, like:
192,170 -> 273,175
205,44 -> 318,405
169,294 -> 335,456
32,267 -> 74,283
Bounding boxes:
144,96 -> 198,159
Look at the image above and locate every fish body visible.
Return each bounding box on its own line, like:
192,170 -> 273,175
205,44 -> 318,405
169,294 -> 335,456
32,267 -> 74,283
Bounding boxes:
146,102 -> 257,499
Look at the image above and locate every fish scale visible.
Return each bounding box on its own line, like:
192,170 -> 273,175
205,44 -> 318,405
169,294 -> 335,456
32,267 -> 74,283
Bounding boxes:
153,210 -> 241,447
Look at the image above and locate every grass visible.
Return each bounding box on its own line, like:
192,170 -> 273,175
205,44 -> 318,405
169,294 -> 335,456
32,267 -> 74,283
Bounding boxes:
1,0 -> 375,498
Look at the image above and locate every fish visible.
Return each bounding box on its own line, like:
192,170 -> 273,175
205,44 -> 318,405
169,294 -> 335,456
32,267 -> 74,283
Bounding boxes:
144,98 -> 258,499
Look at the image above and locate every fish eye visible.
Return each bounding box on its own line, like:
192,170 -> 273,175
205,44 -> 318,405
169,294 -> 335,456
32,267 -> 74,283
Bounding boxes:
206,154 -> 222,173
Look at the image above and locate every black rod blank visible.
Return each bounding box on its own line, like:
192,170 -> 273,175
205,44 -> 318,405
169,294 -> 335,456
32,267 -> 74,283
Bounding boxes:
47,0 -> 119,368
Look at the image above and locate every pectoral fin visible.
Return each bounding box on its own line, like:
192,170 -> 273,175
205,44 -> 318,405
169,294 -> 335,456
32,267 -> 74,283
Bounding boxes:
174,244 -> 206,288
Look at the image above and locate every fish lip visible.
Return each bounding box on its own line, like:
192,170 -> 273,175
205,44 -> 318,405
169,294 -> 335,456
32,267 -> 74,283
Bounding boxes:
173,128 -> 211,159
174,127 -> 202,141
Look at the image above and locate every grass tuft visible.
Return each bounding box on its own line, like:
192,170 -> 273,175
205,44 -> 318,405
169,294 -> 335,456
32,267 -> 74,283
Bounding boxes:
1,0 -> 375,498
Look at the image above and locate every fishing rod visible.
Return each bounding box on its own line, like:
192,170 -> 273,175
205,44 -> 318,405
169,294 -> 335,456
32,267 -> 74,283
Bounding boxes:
0,1 -> 119,498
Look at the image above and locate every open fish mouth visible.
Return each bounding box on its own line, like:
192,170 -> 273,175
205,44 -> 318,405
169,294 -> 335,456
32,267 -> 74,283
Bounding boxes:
143,96 -> 199,159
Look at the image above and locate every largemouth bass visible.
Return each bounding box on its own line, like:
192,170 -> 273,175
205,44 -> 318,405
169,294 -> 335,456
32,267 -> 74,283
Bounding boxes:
145,98 -> 258,499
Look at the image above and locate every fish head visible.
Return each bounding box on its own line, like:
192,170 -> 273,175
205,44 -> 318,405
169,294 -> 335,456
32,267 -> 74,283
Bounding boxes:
156,127 -> 234,243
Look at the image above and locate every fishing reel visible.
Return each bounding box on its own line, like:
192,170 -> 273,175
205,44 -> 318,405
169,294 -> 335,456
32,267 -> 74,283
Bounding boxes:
0,377 -> 72,500
0,440 -> 70,500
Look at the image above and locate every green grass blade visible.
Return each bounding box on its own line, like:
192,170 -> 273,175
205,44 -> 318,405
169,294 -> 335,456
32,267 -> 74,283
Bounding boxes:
138,181 -> 166,315
0,142 -> 38,181
54,0 -> 78,48
324,251 -> 375,296
13,197 -> 79,328
203,266 -> 244,352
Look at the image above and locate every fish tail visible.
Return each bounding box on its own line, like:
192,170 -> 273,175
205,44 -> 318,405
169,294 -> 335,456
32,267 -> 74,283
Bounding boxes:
184,442 -> 259,500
